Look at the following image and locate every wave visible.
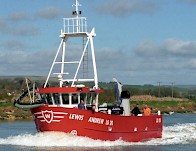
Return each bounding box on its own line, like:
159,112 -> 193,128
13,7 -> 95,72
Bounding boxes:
139,123 -> 196,145
0,123 -> 195,147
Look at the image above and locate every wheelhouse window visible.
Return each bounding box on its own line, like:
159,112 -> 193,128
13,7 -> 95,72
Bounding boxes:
62,93 -> 69,104
80,93 -> 86,102
85,92 -> 97,105
41,93 -> 97,106
53,93 -> 60,105
72,94 -> 78,104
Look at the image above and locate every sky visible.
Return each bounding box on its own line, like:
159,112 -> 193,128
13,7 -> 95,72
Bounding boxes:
1,0 -> 196,85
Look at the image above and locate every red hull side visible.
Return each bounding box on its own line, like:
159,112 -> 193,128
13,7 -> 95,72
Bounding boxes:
31,106 -> 162,142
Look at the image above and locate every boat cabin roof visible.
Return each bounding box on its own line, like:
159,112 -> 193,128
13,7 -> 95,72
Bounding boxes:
37,87 -> 103,94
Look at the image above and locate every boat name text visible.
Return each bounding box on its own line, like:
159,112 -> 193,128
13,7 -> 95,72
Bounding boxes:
88,117 -> 113,126
68,114 -> 114,125
69,113 -> 84,121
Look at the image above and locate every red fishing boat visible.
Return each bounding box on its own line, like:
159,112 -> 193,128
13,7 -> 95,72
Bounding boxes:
14,0 -> 162,142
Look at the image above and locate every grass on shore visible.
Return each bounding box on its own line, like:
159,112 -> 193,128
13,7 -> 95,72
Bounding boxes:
0,102 -> 13,107
130,100 -> 196,113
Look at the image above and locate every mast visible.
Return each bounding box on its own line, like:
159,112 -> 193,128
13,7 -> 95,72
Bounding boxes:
44,0 -> 98,89
72,0 -> 81,32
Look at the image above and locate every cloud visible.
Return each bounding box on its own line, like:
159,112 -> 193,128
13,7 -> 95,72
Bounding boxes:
0,19 -> 6,26
1,38 -> 196,84
134,38 -> 196,58
35,7 -> 63,19
0,6 -> 65,37
96,47 -> 130,69
94,44 -> 188,74
13,25 -> 39,36
185,0 -> 196,4
8,12 -> 28,21
133,40 -> 163,57
5,7 -> 65,22
0,23 -> 39,36
94,0 -> 159,17
0,13 -> 39,36
0,40 -> 26,50
130,38 -> 196,78
187,59 -> 196,68
0,49 -> 54,76
0,19 -> 7,33
163,39 -> 196,56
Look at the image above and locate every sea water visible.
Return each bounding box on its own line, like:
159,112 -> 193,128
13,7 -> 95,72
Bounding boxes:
0,113 -> 195,151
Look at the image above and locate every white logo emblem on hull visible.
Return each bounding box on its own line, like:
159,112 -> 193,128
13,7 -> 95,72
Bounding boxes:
42,110 -> 53,123
34,110 -> 68,123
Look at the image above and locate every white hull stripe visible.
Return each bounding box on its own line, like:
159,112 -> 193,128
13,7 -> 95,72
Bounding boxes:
37,115 -> 65,118
40,120 -> 60,122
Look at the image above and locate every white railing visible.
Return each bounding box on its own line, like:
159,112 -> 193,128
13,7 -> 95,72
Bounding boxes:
63,17 -> 87,33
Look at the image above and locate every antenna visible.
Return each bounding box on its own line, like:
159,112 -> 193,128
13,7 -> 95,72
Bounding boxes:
72,0 -> 82,16
72,0 -> 82,32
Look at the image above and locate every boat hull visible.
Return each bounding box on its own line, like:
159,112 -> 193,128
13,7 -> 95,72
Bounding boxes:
31,106 -> 162,142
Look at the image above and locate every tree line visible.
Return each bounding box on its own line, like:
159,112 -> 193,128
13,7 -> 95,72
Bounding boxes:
0,78 -> 196,103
